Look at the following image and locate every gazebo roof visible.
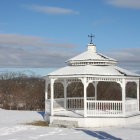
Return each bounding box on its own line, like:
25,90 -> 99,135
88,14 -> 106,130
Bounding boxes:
66,44 -> 117,66
48,65 -> 139,77
47,43 -> 140,78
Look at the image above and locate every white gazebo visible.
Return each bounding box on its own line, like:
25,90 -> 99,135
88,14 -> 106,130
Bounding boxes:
44,40 -> 140,127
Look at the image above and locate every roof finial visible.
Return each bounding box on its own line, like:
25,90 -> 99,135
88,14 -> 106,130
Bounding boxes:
88,33 -> 95,44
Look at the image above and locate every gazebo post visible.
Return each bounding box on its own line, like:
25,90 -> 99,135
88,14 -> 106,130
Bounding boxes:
137,81 -> 139,111
50,78 -> 55,116
45,80 -> 49,114
64,80 -> 67,110
94,81 -> 98,100
82,77 -> 87,117
122,79 -> 126,116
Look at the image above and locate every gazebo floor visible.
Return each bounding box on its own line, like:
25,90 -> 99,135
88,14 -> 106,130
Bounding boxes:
48,111 -> 140,128
53,109 -> 140,118
54,110 -> 83,118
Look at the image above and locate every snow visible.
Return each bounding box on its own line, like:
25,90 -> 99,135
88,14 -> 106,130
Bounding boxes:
66,44 -> 117,62
48,65 -> 139,77
0,108 -> 140,140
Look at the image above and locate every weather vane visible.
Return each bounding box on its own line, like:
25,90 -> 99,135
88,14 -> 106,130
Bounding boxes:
88,33 -> 95,44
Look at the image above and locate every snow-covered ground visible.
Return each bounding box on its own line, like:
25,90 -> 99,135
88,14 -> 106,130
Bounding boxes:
0,108 -> 140,140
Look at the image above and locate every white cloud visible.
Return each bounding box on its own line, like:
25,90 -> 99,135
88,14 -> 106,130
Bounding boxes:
93,18 -> 119,26
136,71 -> 140,74
24,5 -> 79,15
0,22 -> 7,25
106,0 -> 140,9
0,46 -> 77,68
0,32 -> 78,68
0,33 -> 76,48
107,48 -> 140,71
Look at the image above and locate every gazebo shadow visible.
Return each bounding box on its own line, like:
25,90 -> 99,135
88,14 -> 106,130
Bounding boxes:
76,129 -> 122,140
37,111 -> 45,119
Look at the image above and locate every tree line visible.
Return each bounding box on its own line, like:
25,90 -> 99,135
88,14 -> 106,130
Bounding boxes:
0,72 -> 45,110
0,72 -> 139,110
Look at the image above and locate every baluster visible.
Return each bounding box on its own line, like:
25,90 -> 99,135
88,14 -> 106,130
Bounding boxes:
119,103 -> 121,114
79,98 -> 80,109
67,99 -> 68,109
80,98 -> 81,109
115,102 -> 117,115
117,102 -> 118,114
71,99 -> 73,109
99,102 -> 101,115
76,98 -> 77,109
114,102 -> 115,115
88,101 -> 89,115
117,103 -> 119,114
115,102 -> 117,114
68,99 -> 69,109
116,103 -> 118,114
113,102 -> 114,114
97,102 -> 99,115
69,99 -> 70,109
74,99 -> 76,109
95,102 -> 96,115
70,99 -> 71,109
101,102 -> 102,112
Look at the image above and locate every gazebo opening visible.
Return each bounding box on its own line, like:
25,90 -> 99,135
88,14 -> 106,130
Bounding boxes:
54,83 -> 64,98
48,83 -> 64,99
87,83 -> 95,97
97,82 -> 122,101
126,82 -> 137,99
67,82 -> 83,98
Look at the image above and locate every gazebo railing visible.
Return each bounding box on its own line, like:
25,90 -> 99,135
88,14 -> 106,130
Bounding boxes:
67,97 -> 95,110
125,99 -> 138,115
46,97 -> 138,117
53,98 -> 65,111
87,100 -> 123,116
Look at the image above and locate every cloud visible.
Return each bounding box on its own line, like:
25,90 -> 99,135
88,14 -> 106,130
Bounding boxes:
0,32 -> 78,68
106,48 -> 140,71
93,18 -> 119,26
106,0 -> 140,9
0,23 -> 7,25
136,71 -> 140,74
24,5 -> 79,15
0,33 -> 76,48
0,45 -> 77,68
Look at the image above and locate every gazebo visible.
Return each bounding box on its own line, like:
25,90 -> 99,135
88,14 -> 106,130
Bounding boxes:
44,38 -> 140,127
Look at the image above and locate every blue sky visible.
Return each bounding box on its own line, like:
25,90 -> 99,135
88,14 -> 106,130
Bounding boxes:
0,0 -> 140,76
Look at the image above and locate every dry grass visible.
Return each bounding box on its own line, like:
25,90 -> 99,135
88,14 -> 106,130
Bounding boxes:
25,120 -> 48,127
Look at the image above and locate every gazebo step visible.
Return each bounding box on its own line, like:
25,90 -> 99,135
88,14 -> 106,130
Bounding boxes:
49,120 -> 78,128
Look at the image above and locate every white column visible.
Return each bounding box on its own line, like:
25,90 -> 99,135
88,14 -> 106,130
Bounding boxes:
45,80 -> 49,114
50,78 -> 55,116
137,80 -> 139,111
122,79 -> 126,116
82,78 -> 87,117
63,80 -> 67,110
94,81 -> 98,100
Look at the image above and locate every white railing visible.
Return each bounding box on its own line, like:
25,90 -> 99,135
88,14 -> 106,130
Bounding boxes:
67,97 -> 84,110
45,99 -> 51,114
46,98 -> 65,113
87,97 -> 95,100
53,98 -> 65,111
46,97 -> 139,117
87,100 -> 123,117
125,99 -> 138,115
67,97 -> 95,110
